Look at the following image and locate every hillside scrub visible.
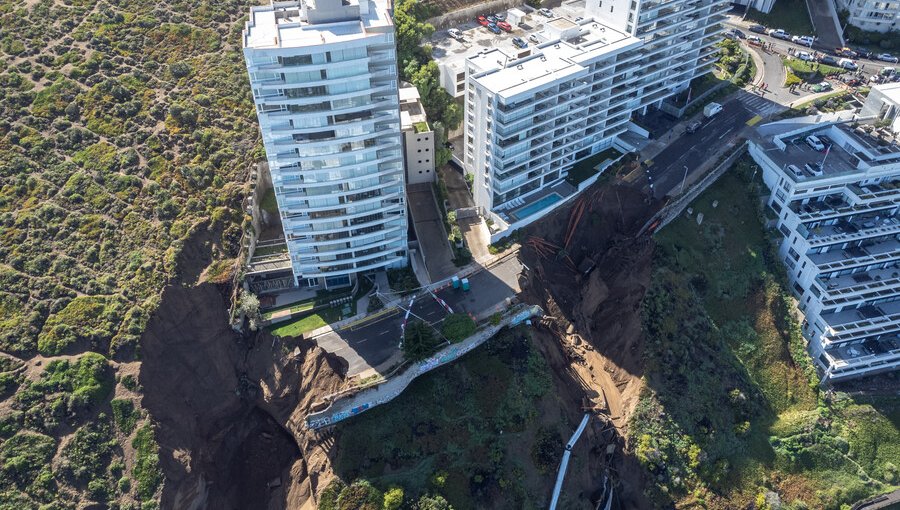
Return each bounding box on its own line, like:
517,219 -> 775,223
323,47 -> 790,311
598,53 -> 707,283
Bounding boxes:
632,156 -> 900,509
0,0 -> 258,506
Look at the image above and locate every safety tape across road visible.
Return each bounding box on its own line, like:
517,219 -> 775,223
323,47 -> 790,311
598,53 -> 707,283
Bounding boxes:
337,305 -> 400,331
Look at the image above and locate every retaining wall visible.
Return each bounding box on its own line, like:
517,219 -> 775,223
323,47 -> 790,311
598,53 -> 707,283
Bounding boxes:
305,304 -> 543,429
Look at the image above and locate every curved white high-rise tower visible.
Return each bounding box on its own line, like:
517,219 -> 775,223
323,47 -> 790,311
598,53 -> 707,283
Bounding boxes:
243,0 -> 407,288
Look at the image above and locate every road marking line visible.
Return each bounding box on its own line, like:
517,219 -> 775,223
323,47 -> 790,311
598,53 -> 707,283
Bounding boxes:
718,127 -> 734,140
746,115 -> 763,126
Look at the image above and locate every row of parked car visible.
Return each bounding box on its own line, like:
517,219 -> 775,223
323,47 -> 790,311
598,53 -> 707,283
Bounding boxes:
745,23 -> 899,63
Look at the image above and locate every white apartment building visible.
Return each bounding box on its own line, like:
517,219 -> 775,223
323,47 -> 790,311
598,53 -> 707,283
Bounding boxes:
861,82 -> 900,134
463,0 -> 726,236
750,117 -> 900,381
243,0 -> 408,289
836,0 -> 899,32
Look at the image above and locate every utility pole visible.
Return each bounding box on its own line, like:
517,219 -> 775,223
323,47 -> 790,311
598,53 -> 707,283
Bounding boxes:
680,165 -> 689,194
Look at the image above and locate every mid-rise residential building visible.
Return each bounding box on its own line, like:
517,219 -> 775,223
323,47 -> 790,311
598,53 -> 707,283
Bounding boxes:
861,82 -> 900,134
242,0 -> 408,289
399,85 -> 436,184
729,0 -> 776,14
836,0 -> 899,32
750,116 -> 900,381
463,0 -> 726,237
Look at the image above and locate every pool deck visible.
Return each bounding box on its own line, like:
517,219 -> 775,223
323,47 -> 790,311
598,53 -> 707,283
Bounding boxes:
508,181 -> 577,222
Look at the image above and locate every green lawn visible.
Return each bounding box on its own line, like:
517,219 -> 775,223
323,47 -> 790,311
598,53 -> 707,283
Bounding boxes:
744,0 -> 814,36
782,57 -> 844,82
268,306 -> 343,337
566,147 -> 623,185
632,154 -> 900,509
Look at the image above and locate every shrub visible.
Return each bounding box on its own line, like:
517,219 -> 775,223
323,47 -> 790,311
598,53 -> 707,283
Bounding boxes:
335,479 -> 382,510
0,431 -> 56,488
383,487 -> 404,510
111,399 -> 138,435
131,423 -> 162,501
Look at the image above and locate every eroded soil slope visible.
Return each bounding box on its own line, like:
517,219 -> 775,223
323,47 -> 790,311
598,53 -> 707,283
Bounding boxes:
520,183 -> 661,508
140,279 -> 347,510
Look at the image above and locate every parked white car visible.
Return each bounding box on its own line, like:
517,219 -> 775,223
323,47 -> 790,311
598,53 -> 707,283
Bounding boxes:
767,28 -> 791,40
839,58 -> 858,70
805,135 -> 825,151
538,7 -> 554,16
792,35 -> 814,47
878,52 -> 899,63
798,51 -> 814,61
448,28 -> 464,41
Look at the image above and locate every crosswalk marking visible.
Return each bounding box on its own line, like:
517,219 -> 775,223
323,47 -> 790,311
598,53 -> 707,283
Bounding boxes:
736,92 -> 787,118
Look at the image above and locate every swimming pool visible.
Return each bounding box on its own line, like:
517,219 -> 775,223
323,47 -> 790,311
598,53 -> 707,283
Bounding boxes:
513,193 -> 563,220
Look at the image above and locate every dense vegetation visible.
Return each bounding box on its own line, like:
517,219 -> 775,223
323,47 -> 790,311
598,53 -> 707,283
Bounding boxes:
0,0 -> 258,506
632,156 -> 900,509
333,330 -> 576,509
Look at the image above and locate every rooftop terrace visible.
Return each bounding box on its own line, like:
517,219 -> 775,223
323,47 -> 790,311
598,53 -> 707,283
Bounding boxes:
243,0 -> 392,49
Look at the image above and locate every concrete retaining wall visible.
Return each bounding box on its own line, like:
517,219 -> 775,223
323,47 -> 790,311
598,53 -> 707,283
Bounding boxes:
305,304 -> 543,429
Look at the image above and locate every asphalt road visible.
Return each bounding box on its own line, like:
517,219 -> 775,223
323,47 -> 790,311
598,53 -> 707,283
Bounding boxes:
644,98 -> 754,199
435,255 -> 523,318
312,293 -> 449,376
725,17 -> 896,77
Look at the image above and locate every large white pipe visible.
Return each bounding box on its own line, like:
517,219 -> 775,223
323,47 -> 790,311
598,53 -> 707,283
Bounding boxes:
549,414 -> 592,510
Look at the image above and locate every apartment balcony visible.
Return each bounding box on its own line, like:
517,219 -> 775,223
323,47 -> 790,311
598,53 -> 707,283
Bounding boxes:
820,299 -> 900,346
809,237 -> 900,273
264,84 -> 394,106
849,181 -> 900,202
793,197 -> 898,223
817,263 -> 900,307
822,333 -> 900,378
804,215 -> 900,248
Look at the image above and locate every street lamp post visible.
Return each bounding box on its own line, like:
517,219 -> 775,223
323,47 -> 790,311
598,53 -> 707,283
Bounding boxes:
680,165 -> 689,194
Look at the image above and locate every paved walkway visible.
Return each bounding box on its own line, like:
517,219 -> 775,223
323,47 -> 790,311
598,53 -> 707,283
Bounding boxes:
806,0 -> 844,49
408,183 -> 457,282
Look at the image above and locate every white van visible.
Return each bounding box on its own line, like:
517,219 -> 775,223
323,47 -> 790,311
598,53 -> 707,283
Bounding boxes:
839,58 -> 858,70
703,102 -> 723,118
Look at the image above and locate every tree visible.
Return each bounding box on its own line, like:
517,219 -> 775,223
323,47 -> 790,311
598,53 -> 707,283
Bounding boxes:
403,320 -> 439,361
441,313 -> 476,343
336,479 -> 382,510
383,487 -> 404,510
394,0 -> 434,71
239,291 -> 261,330
416,494 -> 453,510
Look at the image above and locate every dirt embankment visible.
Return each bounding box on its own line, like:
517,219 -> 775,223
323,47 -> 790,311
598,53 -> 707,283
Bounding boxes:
519,184 -> 660,509
138,226 -> 348,510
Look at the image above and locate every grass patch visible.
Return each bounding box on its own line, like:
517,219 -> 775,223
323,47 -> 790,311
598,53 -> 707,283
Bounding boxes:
260,188 -> 278,216
632,154 -> 900,509
413,121 -> 429,133
744,0 -> 814,36
267,278 -> 371,337
782,57 -> 844,82
566,147 -> 623,186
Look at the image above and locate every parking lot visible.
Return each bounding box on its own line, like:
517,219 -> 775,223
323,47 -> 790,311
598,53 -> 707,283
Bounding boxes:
429,1 -> 588,59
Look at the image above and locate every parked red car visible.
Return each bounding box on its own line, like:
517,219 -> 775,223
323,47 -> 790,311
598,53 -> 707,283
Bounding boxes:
497,21 -> 512,31
476,15 -> 489,26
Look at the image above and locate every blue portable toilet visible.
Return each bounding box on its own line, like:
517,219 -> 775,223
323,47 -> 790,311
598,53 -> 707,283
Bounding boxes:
452,275 -> 460,289
461,278 -> 470,291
